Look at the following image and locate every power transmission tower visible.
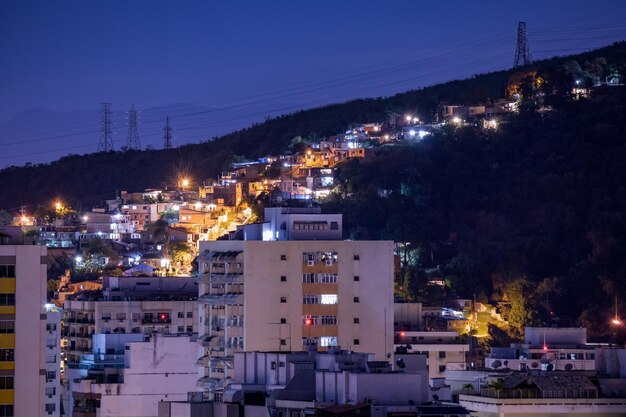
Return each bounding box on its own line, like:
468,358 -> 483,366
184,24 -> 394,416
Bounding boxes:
98,102 -> 114,151
163,116 -> 173,149
126,104 -> 141,150
513,21 -> 531,68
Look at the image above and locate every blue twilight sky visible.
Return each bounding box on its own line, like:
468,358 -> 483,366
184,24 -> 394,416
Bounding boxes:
1,0 -> 625,166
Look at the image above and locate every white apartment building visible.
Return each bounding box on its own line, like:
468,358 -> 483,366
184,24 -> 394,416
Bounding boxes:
486,327 -> 596,372
0,244 -> 61,417
63,276 -> 197,363
394,331 -> 469,381
196,239 -> 395,397
68,333 -> 198,417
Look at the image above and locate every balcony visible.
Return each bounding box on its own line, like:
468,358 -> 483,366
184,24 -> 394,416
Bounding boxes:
66,317 -> 95,324
142,318 -> 171,324
73,408 -> 96,417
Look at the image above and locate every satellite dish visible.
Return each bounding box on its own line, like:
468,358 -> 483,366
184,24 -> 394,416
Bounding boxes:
531,362 -> 539,368
432,394 -> 439,401
546,363 -> 555,371
396,358 -> 406,369
503,360 -> 509,367
405,344 -> 412,350
564,363 -> 573,371
492,360 -> 502,369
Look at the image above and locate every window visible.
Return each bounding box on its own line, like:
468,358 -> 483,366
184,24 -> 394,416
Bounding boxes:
271,362 -> 277,370
353,276 -> 360,282
303,294 -> 319,304
439,365 -> 446,373
280,276 -> 287,282
280,296 -> 287,303
0,349 -> 14,362
45,387 -> 55,396
353,297 -> 360,303
439,351 -> 446,359
0,265 -> 15,278
45,403 -> 56,413
353,255 -> 360,261
186,326 -> 193,332
45,371 -> 56,381
0,321 -> 14,334
353,339 -> 360,345
0,405 -> 13,417
178,312 -> 184,318
280,339 -> 287,346
131,313 -> 140,321
320,294 -> 338,304
45,323 -> 56,332
0,294 -> 14,306
178,326 -> 184,332
101,313 -> 111,320
0,376 -> 13,389
280,255 -> 287,261
116,313 -> 126,320
157,312 -> 170,322
280,318 -> 287,324
353,318 -> 360,324
320,336 -> 338,347
330,221 -> 339,230
186,312 -> 193,318
320,315 -> 337,325
303,315 -> 319,326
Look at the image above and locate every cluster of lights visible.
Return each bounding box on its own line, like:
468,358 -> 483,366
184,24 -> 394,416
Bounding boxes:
405,115 -> 420,124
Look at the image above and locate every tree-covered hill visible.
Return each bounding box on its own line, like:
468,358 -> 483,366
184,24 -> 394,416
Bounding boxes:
322,85 -> 626,341
1,42 -> 625,210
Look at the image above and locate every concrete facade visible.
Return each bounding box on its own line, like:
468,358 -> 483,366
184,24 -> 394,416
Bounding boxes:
0,245 -> 60,417
196,239 -> 395,396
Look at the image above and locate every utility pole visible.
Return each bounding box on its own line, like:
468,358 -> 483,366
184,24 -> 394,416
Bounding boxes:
126,104 -> 140,150
513,21 -> 531,68
163,117 -> 173,149
98,102 -> 114,151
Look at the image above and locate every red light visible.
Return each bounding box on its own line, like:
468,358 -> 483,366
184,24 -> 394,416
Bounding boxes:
305,319 -> 312,326
400,331 -> 406,337
543,344 -> 548,351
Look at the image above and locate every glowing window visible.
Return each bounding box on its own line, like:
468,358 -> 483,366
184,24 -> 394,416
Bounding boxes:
320,294 -> 338,305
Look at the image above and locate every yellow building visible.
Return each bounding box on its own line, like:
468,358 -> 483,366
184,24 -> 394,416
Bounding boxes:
0,244 -> 57,417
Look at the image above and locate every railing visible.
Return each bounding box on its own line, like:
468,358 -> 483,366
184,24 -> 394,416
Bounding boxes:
65,318 -> 95,324
480,388 -> 598,399
142,318 -> 171,324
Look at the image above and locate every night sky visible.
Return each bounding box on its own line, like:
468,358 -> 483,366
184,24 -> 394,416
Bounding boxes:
1,0 -> 625,166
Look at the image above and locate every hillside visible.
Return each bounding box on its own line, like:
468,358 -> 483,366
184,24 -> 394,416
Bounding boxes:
1,42 -> 625,210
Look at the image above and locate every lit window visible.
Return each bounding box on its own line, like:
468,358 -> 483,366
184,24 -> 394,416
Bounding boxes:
320,336 -> 338,347
320,294 -> 338,305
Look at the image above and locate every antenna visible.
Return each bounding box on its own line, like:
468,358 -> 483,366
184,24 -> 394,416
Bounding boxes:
513,21 -> 531,68
163,117 -> 173,149
98,103 -> 114,151
126,104 -> 140,150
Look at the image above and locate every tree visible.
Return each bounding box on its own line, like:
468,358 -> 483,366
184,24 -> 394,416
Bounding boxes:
504,277 -> 539,337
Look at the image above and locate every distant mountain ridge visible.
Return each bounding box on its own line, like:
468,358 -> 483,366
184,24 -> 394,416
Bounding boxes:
0,41 -> 625,211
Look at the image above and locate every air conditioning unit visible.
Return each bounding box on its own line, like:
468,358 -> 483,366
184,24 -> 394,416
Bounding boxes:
307,260 -> 315,267
325,260 -> 333,266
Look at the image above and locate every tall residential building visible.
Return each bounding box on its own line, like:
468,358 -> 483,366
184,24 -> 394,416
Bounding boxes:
196,229 -> 394,398
0,244 -> 61,417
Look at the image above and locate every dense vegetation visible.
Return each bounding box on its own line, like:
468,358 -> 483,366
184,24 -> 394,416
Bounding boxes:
324,85 -> 626,342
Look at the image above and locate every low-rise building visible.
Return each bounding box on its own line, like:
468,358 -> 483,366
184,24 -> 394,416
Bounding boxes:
67,333 -> 198,417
